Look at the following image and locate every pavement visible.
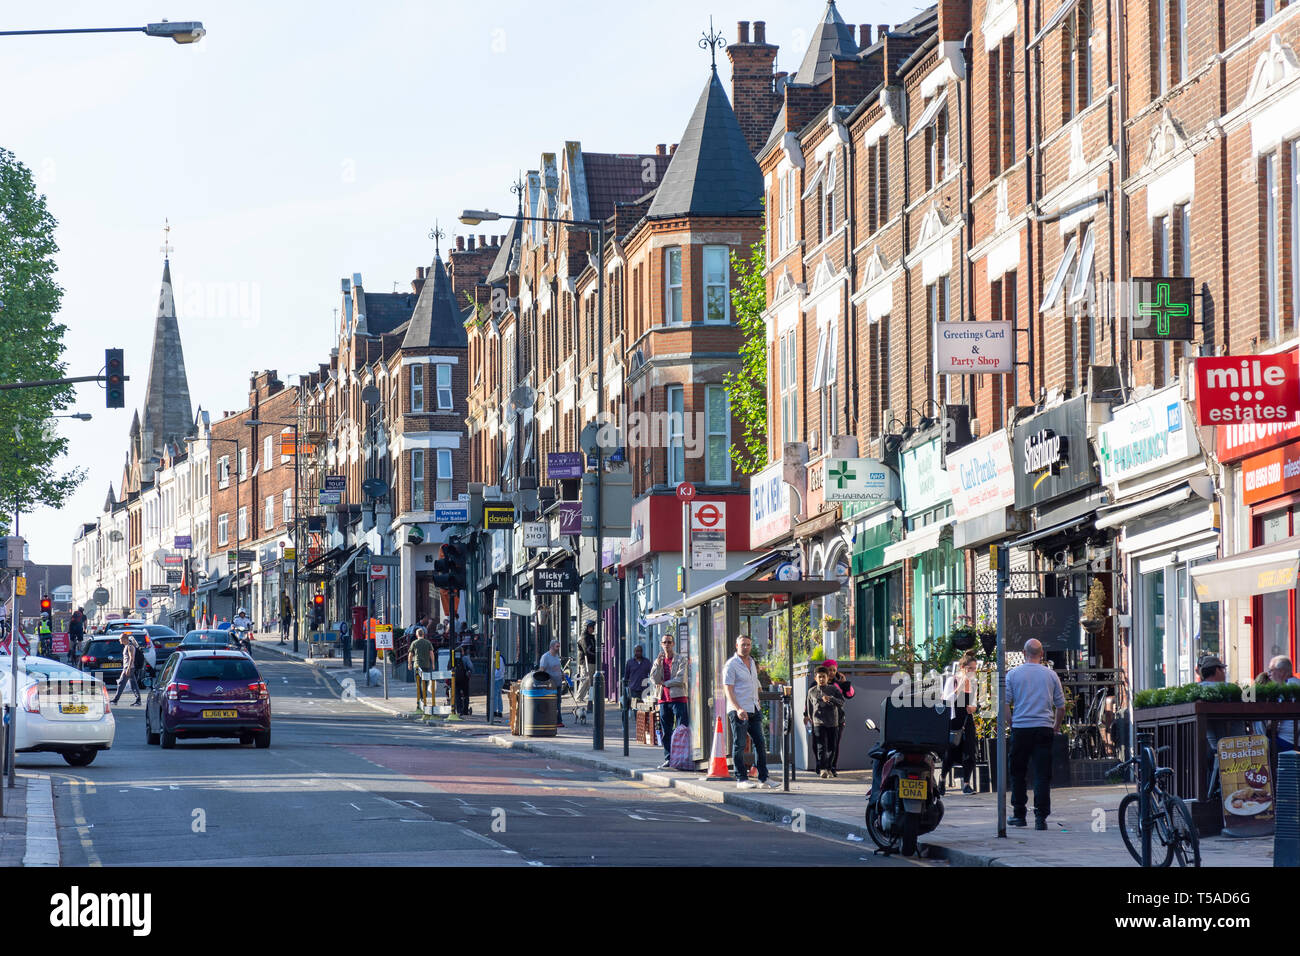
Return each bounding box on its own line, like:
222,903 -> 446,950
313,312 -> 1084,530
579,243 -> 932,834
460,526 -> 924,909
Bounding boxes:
257,636 -> 1275,867
0,773 -> 59,867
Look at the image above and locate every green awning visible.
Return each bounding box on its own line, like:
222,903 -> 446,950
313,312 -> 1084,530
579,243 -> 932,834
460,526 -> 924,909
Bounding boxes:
852,520 -> 897,576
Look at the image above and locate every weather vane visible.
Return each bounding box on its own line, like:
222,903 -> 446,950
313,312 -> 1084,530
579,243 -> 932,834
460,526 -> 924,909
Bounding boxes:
160,218 -> 174,259
429,221 -> 445,258
510,172 -> 526,213
700,16 -> 726,71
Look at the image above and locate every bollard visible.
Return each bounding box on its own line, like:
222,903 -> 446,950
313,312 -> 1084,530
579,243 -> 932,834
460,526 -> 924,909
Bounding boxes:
1276,751 -> 1300,867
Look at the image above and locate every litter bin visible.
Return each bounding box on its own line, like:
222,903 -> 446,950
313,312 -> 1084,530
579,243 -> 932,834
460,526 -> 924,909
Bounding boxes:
519,670 -> 558,737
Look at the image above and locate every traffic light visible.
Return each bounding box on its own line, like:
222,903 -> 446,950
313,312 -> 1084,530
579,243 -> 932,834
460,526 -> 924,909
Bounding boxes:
432,543 -> 467,591
312,593 -> 325,609
40,597 -> 51,613
105,349 -> 125,408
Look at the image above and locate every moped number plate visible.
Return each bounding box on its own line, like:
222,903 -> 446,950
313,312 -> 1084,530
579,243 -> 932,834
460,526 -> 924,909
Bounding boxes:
898,778 -> 928,800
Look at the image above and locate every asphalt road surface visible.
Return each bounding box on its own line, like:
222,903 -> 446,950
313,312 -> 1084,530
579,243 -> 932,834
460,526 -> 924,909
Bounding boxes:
18,650 -> 918,867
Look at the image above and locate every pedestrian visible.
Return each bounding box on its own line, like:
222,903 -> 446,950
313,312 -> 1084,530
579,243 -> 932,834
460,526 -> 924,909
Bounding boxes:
111,632 -> 142,705
539,638 -> 566,728
724,635 -> 774,789
624,643 -> 652,702
454,642 -> 473,716
941,650 -> 979,795
825,659 -> 854,774
339,616 -> 352,667
408,626 -> 433,710
804,665 -> 845,778
69,607 -> 86,664
575,620 -> 597,705
279,593 -> 292,644
648,632 -> 688,769
1005,638 -> 1066,830
491,649 -> 505,718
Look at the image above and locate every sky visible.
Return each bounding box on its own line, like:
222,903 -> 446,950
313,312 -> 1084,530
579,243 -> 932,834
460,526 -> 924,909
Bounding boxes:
4,0 -> 901,565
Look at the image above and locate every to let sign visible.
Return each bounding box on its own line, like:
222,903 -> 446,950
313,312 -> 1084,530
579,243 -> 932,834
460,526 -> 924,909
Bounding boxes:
1195,354 -> 1299,426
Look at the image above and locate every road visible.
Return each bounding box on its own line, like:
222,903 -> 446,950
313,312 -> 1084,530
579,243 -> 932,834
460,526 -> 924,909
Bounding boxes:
16,650 -> 917,867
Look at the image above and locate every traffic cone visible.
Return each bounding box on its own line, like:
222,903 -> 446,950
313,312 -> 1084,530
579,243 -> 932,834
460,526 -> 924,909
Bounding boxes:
706,715 -> 731,780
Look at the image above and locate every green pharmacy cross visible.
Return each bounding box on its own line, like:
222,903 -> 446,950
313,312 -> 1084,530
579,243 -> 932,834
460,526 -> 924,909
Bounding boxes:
828,459 -> 856,490
1131,276 -> 1195,340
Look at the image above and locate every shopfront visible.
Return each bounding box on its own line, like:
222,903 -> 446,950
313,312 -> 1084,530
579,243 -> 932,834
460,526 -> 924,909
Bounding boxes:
1094,386 -> 1219,689
946,428 -> 1022,622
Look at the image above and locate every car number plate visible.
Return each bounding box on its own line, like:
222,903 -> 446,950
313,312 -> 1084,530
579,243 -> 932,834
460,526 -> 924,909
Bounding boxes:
102,662 -> 121,668
202,709 -> 238,719
60,704 -> 89,715
898,778 -> 928,800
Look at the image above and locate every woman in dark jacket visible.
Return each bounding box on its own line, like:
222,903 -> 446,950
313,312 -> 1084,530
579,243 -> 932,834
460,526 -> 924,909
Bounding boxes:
825,660 -> 854,776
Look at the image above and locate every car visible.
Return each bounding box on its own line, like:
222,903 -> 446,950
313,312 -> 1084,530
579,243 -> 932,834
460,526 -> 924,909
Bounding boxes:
145,649 -> 271,749
177,629 -> 246,653
0,655 -> 116,766
127,624 -> 182,659
79,635 -> 157,685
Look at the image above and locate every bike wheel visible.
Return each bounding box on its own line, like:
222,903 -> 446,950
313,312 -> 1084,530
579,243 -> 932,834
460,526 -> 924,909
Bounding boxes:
1164,795 -> 1201,868
1117,793 -> 1173,866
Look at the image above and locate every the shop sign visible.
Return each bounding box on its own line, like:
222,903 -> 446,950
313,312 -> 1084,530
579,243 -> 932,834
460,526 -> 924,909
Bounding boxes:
1012,396 -> 1099,509
900,437 -> 949,516
823,458 -> 895,502
1096,388 -> 1199,486
1195,353 -> 1299,426
750,459 -> 793,548
1241,440 -> 1300,505
946,430 -> 1015,520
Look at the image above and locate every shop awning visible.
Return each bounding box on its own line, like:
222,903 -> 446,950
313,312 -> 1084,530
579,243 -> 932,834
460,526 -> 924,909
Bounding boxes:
1190,536 -> 1300,602
1012,512 -> 1093,548
333,547 -> 367,581
1095,485 -> 1193,531
655,561 -> 842,615
299,545 -> 346,574
881,517 -> 955,565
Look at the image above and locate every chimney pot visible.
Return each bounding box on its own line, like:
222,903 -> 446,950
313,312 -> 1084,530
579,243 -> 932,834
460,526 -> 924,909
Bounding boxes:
670,143 -> 678,155
737,20 -> 750,43
656,143 -> 667,156
456,236 -> 465,251
878,24 -> 889,40
468,236 -> 475,250
860,24 -> 872,46
754,21 -> 766,43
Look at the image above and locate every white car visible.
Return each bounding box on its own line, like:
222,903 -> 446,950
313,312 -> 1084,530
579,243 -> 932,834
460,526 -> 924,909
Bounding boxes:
0,655 -> 116,766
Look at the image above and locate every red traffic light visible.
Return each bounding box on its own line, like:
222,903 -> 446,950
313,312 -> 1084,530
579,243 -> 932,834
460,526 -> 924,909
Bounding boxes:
40,597 -> 51,612
312,594 -> 324,606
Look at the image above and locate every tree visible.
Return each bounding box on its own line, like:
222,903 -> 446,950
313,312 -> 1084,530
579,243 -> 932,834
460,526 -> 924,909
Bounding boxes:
0,148 -> 82,533
723,235 -> 768,476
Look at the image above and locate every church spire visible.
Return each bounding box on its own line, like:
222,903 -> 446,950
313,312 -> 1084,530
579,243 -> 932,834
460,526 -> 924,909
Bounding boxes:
140,222 -> 195,469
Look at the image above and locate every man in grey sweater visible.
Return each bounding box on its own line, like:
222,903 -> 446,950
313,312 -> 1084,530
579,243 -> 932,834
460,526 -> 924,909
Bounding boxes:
1004,639 -> 1065,830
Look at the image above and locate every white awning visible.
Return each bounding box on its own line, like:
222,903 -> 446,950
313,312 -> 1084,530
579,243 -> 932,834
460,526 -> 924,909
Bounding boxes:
1095,485 -> 1192,531
1067,226 -> 1095,305
907,90 -> 948,140
1039,235 -> 1078,313
881,517 -> 955,565
1029,0 -> 1079,49
1190,536 -> 1300,602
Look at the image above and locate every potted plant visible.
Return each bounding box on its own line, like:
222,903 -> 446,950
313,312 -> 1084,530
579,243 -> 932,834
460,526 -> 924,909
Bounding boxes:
822,613 -> 842,631
1080,578 -> 1107,633
976,617 -> 997,654
949,614 -> 976,651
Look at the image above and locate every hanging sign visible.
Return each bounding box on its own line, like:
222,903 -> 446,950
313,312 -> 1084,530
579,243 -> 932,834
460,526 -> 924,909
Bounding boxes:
523,522 -> 549,548
1130,276 -> 1195,340
936,321 -> 1013,373
484,505 -> 514,529
1195,353 -> 1299,426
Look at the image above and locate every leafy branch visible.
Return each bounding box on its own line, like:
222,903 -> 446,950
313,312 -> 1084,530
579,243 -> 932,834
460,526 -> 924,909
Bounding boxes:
723,233 -> 768,476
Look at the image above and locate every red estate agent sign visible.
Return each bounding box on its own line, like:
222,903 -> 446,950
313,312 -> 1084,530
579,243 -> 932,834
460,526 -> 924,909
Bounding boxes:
1196,353 -> 1300,426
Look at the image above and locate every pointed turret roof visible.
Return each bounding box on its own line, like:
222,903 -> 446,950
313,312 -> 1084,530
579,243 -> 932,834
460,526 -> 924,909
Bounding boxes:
647,69 -> 763,219
103,482 -> 116,512
139,259 -> 195,459
487,216 -> 523,285
793,0 -> 859,86
402,254 -> 468,350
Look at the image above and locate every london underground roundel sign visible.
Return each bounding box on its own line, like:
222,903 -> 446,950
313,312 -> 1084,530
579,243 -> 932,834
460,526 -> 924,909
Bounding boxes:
1195,353 -> 1299,426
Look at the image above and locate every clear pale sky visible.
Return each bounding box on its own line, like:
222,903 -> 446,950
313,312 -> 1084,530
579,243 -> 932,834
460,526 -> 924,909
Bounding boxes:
3,0 -> 901,565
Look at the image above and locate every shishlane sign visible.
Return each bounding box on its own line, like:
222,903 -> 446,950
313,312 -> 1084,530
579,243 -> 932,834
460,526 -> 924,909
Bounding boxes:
1131,276 -> 1195,340
1195,353 -> 1299,426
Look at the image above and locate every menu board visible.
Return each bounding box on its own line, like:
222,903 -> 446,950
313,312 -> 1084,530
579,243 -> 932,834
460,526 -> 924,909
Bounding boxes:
1217,734 -> 1275,837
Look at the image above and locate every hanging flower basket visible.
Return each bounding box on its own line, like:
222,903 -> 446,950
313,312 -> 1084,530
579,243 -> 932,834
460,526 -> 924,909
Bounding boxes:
822,617 -> 842,631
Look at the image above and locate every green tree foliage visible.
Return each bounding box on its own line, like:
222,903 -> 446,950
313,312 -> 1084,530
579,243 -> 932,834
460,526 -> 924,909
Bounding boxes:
0,149 -> 82,532
723,235 -> 768,476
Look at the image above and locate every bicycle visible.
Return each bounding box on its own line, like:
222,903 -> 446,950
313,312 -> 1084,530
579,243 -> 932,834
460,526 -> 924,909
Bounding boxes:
1108,741 -> 1201,867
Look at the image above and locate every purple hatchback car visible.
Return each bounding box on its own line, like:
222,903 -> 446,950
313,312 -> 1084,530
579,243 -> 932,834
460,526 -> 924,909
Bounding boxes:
145,650 -> 271,749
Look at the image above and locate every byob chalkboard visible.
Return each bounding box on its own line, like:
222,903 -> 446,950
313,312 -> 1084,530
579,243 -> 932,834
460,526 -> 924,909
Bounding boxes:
1004,597 -> 1080,652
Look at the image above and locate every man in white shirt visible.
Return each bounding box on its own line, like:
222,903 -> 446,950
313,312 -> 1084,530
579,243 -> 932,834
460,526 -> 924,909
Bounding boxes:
724,635 -> 774,789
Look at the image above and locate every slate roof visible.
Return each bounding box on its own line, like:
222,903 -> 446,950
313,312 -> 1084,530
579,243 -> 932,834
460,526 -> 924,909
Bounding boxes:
793,0 -> 859,86
361,291 -> 418,336
582,152 -> 673,221
486,216 -> 523,284
647,70 -> 763,220
402,254 -> 468,350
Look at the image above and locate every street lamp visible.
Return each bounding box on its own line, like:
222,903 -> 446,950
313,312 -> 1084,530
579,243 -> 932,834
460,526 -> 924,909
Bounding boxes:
0,21 -> 206,43
246,418 -> 301,653
459,206 -> 609,750
51,413 -> 93,421
186,435 -> 242,626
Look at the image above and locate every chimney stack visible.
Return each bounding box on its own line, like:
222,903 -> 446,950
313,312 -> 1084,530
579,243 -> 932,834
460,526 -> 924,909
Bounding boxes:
737,20 -> 750,43
754,20 -> 766,43
670,143 -> 678,155
656,143 -> 667,155
860,24 -> 872,47
938,0 -> 971,43
727,17 -> 781,157
878,24 -> 889,41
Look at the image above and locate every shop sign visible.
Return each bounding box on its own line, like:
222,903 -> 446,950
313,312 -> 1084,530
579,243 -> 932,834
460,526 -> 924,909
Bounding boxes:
1195,353 -> 1299,426
946,431 -> 1015,520
534,562 -> 578,595
547,452 -> 585,480
1004,597 -> 1080,652
824,458 -> 894,502
1012,396 -> 1098,509
900,438 -> 949,516
1241,440 -> 1300,505
936,321 -> 1013,373
483,505 -> 514,529
491,531 -> 507,573
1217,734 -> 1275,837
1217,418 -> 1300,463
523,522 -> 549,548
750,459 -> 793,547
557,502 -> 582,536
1096,389 -> 1198,486
433,501 -> 470,523
1130,276 -> 1195,340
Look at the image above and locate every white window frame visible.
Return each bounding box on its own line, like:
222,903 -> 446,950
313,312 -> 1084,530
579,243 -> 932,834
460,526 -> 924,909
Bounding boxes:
436,363 -> 453,410
237,506 -> 248,541
1267,152 -> 1280,341
667,386 -> 685,484
436,448 -> 453,501
264,494 -> 275,531
412,449 -> 425,511
822,153 -> 837,236
703,245 -> 730,323
218,455 -> 230,489
705,385 -> 731,485
665,247 -> 683,324
217,514 -> 228,546
780,330 -> 798,446
283,488 -> 292,524
238,447 -> 248,481
411,365 -> 424,412
263,435 -> 274,471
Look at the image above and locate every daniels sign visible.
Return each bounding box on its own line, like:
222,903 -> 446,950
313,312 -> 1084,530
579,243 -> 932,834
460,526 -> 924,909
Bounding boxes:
1195,354 -> 1299,426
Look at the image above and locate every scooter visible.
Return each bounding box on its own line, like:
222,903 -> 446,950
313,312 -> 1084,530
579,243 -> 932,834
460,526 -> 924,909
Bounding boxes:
230,626 -> 253,655
863,700 -> 953,857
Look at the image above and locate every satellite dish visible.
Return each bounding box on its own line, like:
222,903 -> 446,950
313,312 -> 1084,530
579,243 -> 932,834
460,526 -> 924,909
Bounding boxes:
361,385 -> 382,406
362,477 -> 389,499
80,565 -> 92,578
510,385 -> 537,410
153,548 -> 170,568
108,530 -> 124,543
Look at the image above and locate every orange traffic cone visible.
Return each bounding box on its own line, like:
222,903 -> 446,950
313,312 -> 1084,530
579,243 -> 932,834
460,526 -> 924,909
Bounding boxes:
706,715 -> 731,780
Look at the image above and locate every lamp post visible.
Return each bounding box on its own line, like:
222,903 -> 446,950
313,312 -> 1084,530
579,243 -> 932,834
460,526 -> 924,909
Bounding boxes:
187,435 -> 241,624
0,21 -> 205,43
246,418 -> 301,653
461,207 -> 608,750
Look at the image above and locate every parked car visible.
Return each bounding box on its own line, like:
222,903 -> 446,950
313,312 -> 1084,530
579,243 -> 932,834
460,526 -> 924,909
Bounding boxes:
126,624 -> 182,659
145,650 -> 271,749
177,629 -> 246,653
0,655 -> 115,766
79,635 -> 157,685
